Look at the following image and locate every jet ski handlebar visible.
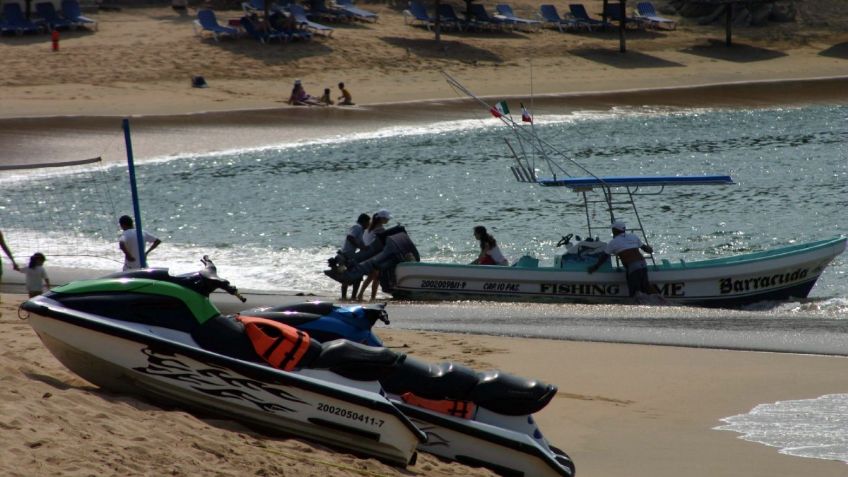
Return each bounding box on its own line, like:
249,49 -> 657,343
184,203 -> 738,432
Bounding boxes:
200,255 -> 247,302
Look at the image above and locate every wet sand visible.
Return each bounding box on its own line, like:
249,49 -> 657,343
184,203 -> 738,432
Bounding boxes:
2,291 -> 847,477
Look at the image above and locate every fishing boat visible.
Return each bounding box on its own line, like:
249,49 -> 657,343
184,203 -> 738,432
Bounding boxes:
387,74 -> 846,307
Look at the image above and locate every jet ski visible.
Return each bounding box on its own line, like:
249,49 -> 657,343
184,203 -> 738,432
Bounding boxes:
324,225 -> 420,293
20,257 -> 423,466
243,301 -> 576,477
22,257 -> 574,476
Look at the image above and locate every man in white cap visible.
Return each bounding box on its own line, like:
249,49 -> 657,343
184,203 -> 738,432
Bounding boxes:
588,220 -> 656,298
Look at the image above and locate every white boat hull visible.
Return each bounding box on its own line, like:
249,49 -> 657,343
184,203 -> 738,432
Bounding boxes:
394,402 -> 574,476
25,305 -> 422,466
392,237 -> 846,307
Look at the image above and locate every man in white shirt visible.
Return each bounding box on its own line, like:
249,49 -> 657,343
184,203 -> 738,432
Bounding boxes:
118,215 -> 161,271
339,213 -> 370,300
588,220 -> 655,297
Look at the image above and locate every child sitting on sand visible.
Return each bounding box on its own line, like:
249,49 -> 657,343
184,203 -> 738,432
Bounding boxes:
319,88 -> 334,106
22,252 -> 50,297
337,82 -> 354,106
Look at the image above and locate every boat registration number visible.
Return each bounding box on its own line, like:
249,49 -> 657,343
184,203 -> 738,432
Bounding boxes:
317,402 -> 384,427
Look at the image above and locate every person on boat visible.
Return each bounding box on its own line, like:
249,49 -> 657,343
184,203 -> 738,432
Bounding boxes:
587,220 -> 655,297
471,226 -> 509,266
339,213 -> 370,300
118,215 -> 162,271
357,209 -> 391,301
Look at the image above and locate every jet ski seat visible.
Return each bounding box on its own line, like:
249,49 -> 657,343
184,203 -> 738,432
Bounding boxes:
311,340 -> 406,381
472,371 -> 557,415
383,358 -> 557,415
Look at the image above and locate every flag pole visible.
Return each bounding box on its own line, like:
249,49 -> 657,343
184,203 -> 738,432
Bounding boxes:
122,118 -> 147,268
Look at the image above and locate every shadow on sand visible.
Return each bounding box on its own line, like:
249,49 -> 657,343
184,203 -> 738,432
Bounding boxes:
819,42 -> 848,59
681,39 -> 787,63
570,47 -> 684,69
381,36 -> 502,63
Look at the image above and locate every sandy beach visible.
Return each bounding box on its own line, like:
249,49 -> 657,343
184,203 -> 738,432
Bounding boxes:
2,292 -> 847,476
2,2 -> 848,475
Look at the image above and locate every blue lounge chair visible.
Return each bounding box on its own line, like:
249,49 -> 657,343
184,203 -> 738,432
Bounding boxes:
636,2 -> 676,30
240,16 -> 288,43
404,0 -> 434,30
436,4 -> 464,31
0,2 -> 44,35
468,3 -> 508,31
335,0 -> 378,23
287,4 -> 334,36
36,1 -> 74,30
569,3 -> 610,30
539,4 -> 579,32
269,11 -> 313,41
495,4 -> 541,31
195,9 -> 240,41
61,0 -> 98,30
308,0 -> 353,22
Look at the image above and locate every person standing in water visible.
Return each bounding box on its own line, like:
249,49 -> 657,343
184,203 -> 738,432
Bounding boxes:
339,213 -> 370,300
118,215 -> 162,271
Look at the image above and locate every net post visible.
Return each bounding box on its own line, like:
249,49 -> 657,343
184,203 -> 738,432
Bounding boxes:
122,118 -> 146,268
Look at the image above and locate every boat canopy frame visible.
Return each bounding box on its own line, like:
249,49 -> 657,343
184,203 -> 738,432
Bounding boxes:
444,72 -> 735,264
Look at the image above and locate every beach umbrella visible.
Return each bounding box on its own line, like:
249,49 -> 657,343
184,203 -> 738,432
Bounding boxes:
601,0 -> 628,53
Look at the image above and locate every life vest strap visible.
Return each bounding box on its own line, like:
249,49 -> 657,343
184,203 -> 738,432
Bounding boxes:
400,392 -> 476,419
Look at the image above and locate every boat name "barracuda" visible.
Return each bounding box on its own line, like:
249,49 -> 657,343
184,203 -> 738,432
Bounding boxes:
540,283 -> 621,296
719,268 -> 808,294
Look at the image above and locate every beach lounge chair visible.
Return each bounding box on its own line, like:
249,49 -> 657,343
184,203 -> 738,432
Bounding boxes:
538,4 -> 579,32
436,4 -> 465,31
269,11 -> 313,41
404,0 -> 434,29
195,9 -> 240,41
308,0 -> 353,22
287,4 -> 334,36
468,3 -> 508,31
495,4 -> 541,32
61,0 -> 98,30
240,16 -> 288,43
569,3 -> 610,30
335,0 -> 378,22
36,2 -> 73,31
636,2 -> 676,30
0,2 -> 44,35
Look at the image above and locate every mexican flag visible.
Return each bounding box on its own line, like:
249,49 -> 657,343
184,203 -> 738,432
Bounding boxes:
490,101 -> 510,118
521,104 -> 532,123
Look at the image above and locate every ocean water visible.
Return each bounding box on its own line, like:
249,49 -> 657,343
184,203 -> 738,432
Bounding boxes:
716,393 -> 848,465
2,103 -> 845,301
2,101 -> 847,464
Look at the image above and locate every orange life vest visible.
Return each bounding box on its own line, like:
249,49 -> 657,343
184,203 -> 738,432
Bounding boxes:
400,392 -> 476,419
237,315 -> 311,371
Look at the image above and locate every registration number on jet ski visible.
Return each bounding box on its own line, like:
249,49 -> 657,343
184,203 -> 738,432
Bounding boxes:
317,402 -> 384,427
